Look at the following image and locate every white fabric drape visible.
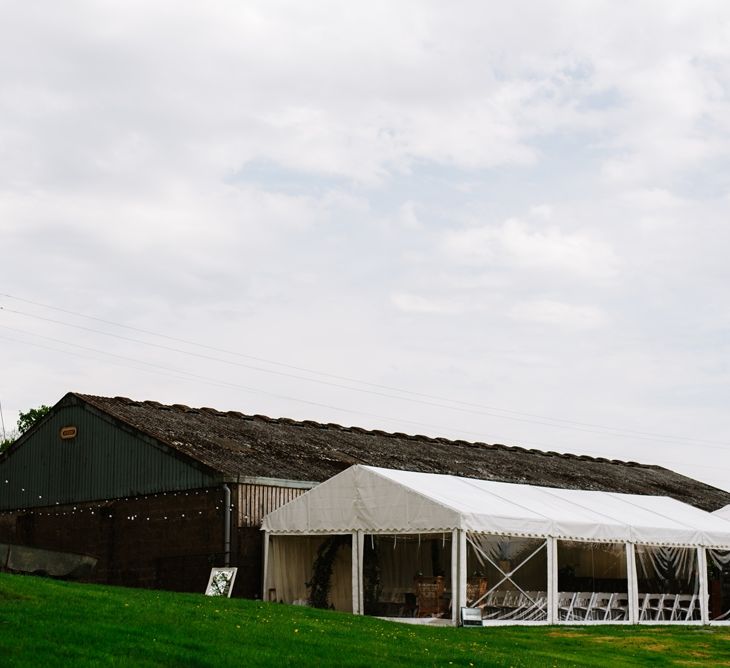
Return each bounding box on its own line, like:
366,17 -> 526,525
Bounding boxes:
266,535 -> 352,611
635,545 -> 699,591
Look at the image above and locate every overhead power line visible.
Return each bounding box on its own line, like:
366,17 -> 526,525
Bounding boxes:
0,307 -> 693,446
2,327 -> 730,476
0,328 -> 548,450
1,295 -> 727,450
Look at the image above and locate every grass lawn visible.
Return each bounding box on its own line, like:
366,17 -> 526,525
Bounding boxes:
1,573 -> 730,666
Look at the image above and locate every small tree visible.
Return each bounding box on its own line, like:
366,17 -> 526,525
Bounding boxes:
0,430 -> 16,454
0,405 -> 52,454
17,405 -> 51,434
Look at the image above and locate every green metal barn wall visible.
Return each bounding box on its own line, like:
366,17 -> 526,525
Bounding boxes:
0,403 -> 221,511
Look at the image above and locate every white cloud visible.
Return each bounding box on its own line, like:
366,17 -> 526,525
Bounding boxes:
390,292 -> 466,315
510,299 -> 608,329
619,188 -> 685,210
444,218 -> 620,282
529,204 -> 554,220
378,201 -> 422,232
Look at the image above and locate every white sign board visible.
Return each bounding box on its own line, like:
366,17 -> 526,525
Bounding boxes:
461,607 -> 483,627
205,567 -> 237,597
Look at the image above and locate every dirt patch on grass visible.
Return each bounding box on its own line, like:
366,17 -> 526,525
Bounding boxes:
586,636 -> 671,652
546,630 -> 585,638
679,647 -> 717,660
641,643 -> 672,652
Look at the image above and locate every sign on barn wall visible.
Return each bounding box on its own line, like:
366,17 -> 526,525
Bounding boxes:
59,426 -> 77,440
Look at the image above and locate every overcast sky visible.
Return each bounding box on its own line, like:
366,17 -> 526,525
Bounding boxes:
2,2 -> 730,491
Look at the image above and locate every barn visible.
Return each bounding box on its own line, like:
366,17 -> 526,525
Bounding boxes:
1,391 -> 729,599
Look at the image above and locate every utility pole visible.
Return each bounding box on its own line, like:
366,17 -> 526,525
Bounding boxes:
0,399 -> 6,441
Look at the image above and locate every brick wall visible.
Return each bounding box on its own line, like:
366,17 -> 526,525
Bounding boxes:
0,487 -> 230,593
0,481 -> 308,598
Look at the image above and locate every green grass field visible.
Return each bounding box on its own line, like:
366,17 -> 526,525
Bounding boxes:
1,573 -> 729,667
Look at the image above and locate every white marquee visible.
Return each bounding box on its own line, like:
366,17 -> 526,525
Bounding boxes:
262,466 -> 730,625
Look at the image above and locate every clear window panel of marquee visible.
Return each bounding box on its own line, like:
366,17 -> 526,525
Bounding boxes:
466,534 -> 548,622
362,533 -> 453,619
707,549 -> 730,622
635,545 -> 700,622
557,541 -> 629,622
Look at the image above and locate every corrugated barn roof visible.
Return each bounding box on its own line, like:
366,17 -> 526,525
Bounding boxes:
68,393 -> 730,512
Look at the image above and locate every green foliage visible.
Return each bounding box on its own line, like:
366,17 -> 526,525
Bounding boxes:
1,404 -> 52,451
0,428 -> 18,454
17,405 -> 51,434
362,538 -> 382,615
307,535 -> 349,608
2,573 -> 730,667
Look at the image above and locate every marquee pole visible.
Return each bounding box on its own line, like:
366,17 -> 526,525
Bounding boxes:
351,531 -> 362,615
627,543 -> 639,624
698,547 -> 709,624
547,537 -> 557,624
262,531 -> 270,601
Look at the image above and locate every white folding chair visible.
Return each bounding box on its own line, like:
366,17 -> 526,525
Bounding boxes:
607,593 -> 629,621
640,593 -> 665,621
569,592 -> 595,621
497,590 -> 527,620
482,590 -> 509,619
660,594 -> 675,621
501,590 -> 547,621
672,594 -> 697,621
557,592 -> 576,621
522,591 -> 548,621
589,593 -> 613,621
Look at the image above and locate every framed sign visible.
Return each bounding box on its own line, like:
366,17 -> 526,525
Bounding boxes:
205,567 -> 237,597
461,607 -> 483,627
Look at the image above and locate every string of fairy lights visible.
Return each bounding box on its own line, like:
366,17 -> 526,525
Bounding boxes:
0,482 -> 235,523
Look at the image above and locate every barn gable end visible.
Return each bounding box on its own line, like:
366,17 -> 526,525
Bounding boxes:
0,394 -> 221,511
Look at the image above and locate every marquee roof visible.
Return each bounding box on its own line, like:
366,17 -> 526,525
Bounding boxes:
262,465 -> 730,547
